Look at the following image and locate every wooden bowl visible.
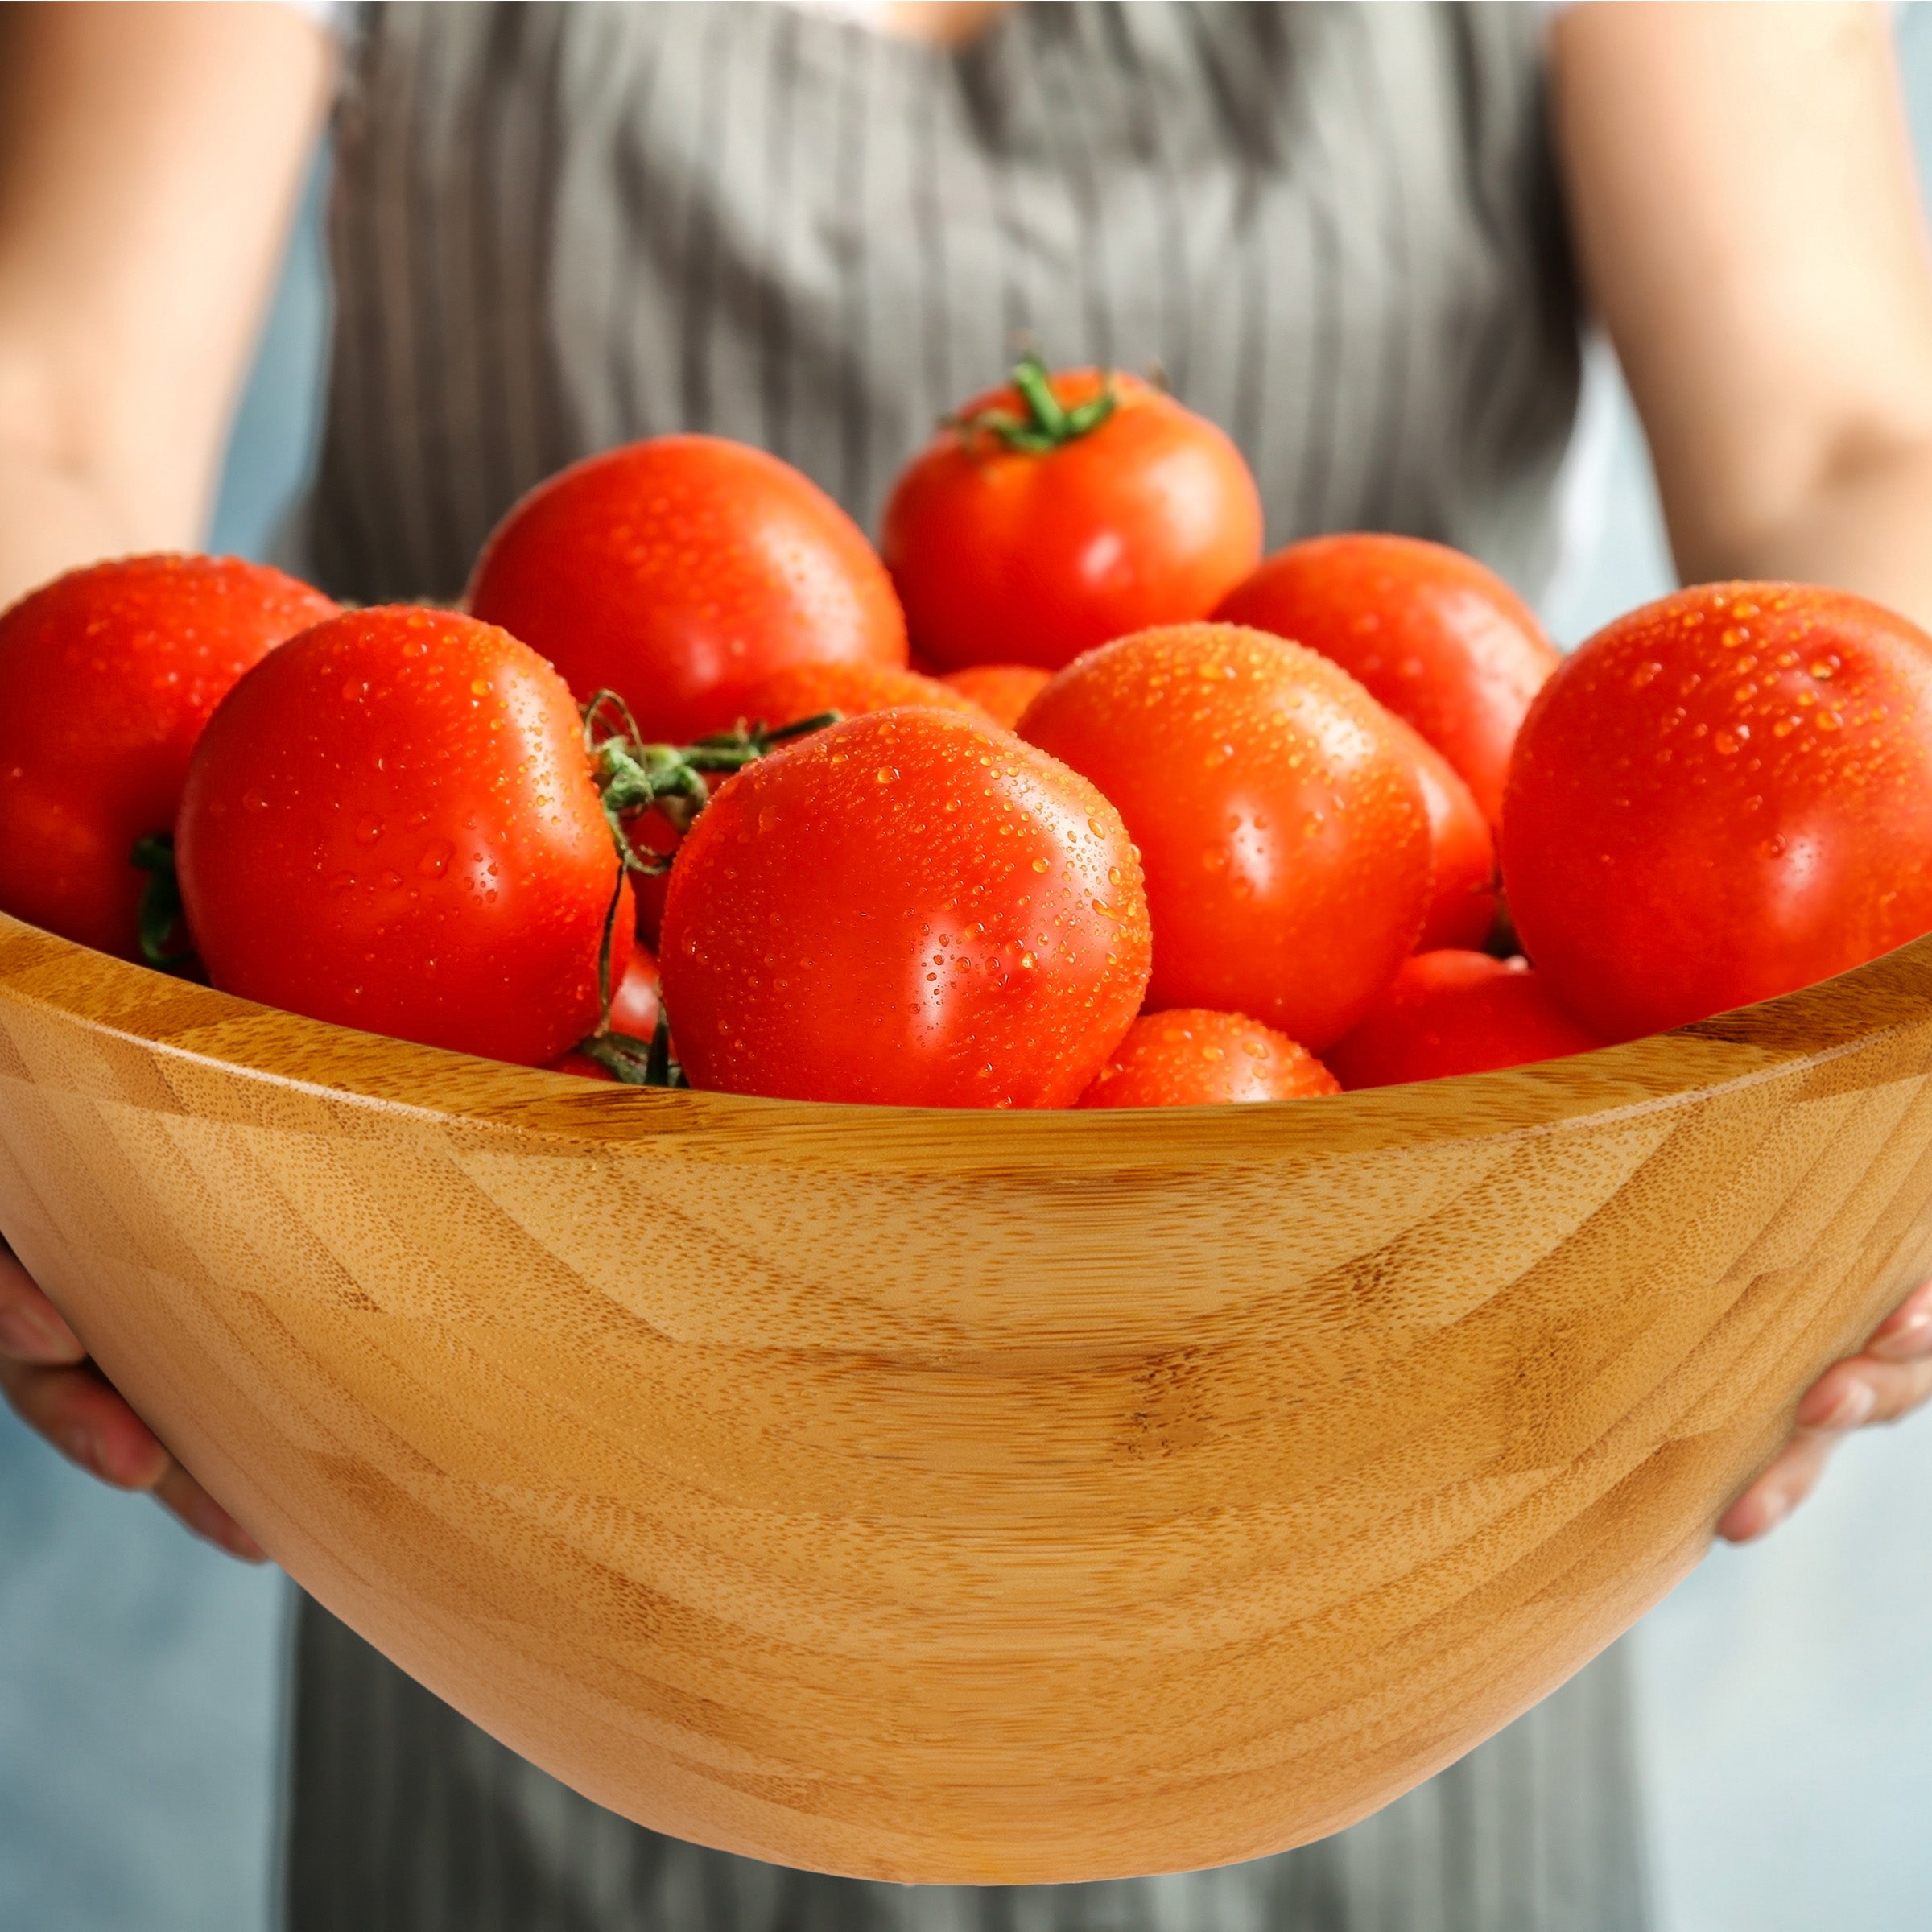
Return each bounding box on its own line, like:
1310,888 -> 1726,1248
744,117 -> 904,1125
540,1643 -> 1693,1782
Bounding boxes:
2,906 -> 1930,1884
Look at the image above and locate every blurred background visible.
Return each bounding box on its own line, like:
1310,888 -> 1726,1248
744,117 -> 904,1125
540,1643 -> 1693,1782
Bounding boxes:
3,9 -> 1932,1930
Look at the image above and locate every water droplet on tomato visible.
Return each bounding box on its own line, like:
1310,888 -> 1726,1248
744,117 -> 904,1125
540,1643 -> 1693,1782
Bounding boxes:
417,840 -> 452,878
354,815 -> 383,846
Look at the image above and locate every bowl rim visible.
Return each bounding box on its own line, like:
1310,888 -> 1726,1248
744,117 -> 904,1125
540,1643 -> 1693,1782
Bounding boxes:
4,909 -> 1930,1175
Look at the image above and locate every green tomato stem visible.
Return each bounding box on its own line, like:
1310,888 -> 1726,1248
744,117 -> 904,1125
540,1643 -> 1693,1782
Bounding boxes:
947,352 -> 1118,455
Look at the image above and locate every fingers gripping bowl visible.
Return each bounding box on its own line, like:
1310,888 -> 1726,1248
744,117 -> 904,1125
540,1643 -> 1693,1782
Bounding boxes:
3,909 -> 1931,1884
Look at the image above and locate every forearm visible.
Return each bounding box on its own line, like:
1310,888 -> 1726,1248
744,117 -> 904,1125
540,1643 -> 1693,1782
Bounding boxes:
0,3 -> 332,612
1554,3 -> 1932,637
0,444 -> 194,609
1677,437 -> 1932,635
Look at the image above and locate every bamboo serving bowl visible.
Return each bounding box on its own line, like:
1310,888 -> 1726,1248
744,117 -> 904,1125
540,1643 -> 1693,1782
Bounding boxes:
2,906 -> 1931,1884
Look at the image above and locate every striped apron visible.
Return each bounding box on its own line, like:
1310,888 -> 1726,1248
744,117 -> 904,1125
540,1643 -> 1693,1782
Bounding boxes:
290,6 -> 1645,1927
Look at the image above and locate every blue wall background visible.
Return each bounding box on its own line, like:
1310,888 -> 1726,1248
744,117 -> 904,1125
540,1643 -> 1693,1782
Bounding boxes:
5,14 -> 1932,1929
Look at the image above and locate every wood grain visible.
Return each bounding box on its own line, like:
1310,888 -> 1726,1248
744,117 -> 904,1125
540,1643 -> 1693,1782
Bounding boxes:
1,904 -> 1930,1882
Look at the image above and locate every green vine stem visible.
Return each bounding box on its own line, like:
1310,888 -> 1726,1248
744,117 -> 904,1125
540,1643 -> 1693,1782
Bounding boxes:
581,690 -> 836,877
573,1009 -> 687,1088
947,352 -> 1118,454
576,691 -> 832,1083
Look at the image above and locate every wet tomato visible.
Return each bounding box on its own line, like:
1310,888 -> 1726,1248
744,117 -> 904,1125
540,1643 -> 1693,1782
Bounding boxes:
687,658 -> 990,740
938,664 -> 1052,730
641,666 -> 990,941
547,1051 -> 618,1082
1324,951 -> 1603,1088
178,607 -> 631,1066
882,359 -> 1262,671
628,799 -> 691,952
547,946 -> 663,1080
0,555 -> 337,957
1216,533 -> 1558,825
609,939 -> 663,1040
1076,1009 -> 1339,1107
1502,584 -> 1932,1041
658,708 -> 1150,1106
468,435 -> 907,744
1385,712 -> 1498,952
1018,623 -> 1430,1050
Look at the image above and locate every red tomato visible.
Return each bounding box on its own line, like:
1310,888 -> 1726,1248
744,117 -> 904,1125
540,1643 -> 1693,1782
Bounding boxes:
938,663 -> 1052,730
1503,583 -> 1932,1040
547,948 -> 664,1081
179,607 -> 632,1066
1215,533 -> 1558,825
547,1050 -> 617,1082
1384,711 -> 1497,951
628,799 -> 687,952
686,658 -> 990,740
467,435 -> 907,744
1324,951 -> 1604,1088
0,555 -> 337,958
881,361 -> 1263,671
639,667 -> 989,939
658,708 -> 1150,1106
1076,1009 -> 1338,1107
1018,623 -> 1430,1050
608,939 -> 662,1041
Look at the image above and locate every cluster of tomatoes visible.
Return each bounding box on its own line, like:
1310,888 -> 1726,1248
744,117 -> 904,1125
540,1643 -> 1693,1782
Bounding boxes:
5,356 -> 1931,1113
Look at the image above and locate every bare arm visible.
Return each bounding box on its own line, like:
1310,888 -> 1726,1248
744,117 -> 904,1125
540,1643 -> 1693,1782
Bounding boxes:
1553,2 -> 1932,1540
1551,0 -> 1932,627
0,1 -> 332,601
0,2 -> 330,1554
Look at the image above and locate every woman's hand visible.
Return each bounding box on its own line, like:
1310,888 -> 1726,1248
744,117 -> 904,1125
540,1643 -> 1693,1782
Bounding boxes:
1718,1278 -> 1932,1542
0,1241 -> 262,1558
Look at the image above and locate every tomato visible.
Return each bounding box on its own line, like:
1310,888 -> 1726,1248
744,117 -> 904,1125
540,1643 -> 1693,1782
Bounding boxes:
938,664 -> 1052,730
1385,712 -> 1497,951
1324,950 -> 1603,1088
1076,1009 -> 1338,1107
1018,623 -> 1430,1050
547,947 -> 664,1080
547,1049 -> 617,1082
628,798 -> 687,952
634,668 -> 989,940
686,658 -> 990,740
0,555 -> 337,958
658,708 -> 1150,1106
178,607 -> 632,1066
609,939 -> 662,1040
1215,533 -> 1558,826
881,359 -> 1263,671
1502,583 -> 1932,1040
467,435 -> 907,744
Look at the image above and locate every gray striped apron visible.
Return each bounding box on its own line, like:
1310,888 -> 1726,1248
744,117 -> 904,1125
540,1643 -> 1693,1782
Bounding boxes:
290,6 -> 1644,1929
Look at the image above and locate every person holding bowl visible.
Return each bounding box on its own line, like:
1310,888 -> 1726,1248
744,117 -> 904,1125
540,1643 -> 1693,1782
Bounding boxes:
2,3 -> 1932,1928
